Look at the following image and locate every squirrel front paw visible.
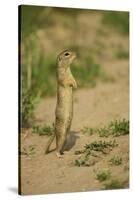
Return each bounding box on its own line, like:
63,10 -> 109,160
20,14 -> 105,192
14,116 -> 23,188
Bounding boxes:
63,78 -> 77,88
69,80 -> 77,88
72,80 -> 77,89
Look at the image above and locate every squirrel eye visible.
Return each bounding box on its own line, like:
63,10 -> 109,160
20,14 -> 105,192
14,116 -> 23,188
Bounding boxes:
64,52 -> 70,56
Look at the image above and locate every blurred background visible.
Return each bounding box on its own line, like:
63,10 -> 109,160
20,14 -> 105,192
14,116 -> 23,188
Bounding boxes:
20,5 -> 129,128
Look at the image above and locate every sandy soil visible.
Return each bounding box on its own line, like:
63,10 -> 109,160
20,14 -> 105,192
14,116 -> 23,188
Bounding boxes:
20,57 -> 129,195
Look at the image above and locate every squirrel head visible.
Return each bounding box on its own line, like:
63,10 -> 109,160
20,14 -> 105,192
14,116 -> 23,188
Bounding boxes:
57,50 -> 76,68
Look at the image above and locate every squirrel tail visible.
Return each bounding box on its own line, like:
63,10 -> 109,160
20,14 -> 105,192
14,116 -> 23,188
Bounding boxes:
44,133 -> 55,154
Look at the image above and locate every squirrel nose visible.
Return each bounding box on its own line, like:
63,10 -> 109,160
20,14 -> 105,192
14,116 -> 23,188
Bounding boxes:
72,52 -> 77,59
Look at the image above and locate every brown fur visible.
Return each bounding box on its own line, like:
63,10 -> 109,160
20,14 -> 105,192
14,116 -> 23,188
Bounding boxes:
44,50 -> 77,157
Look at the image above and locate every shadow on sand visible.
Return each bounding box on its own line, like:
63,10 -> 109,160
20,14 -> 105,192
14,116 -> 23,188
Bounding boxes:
64,131 -> 80,151
48,131 -> 80,153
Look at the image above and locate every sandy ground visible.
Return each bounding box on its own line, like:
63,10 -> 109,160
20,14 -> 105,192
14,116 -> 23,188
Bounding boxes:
20,57 -> 129,195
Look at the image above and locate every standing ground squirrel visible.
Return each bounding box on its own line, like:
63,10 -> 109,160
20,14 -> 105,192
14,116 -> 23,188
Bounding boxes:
44,50 -> 77,157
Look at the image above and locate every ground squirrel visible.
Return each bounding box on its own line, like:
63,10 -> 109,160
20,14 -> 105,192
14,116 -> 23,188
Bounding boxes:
44,50 -> 77,157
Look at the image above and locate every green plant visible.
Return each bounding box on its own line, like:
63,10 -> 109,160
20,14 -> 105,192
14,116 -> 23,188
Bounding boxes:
96,169 -> 111,182
21,5 -> 54,40
116,50 -> 129,59
104,179 -> 128,189
71,55 -> 112,88
22,51 -> 57,98
31,54 -> 56,97
75,157 -> 96,167
22,50 -> 112,99
81,119 -> 129,138
75,140 -> 118,167
20,145 -> 36,156
84,140 -> 118,152
99,119 -> 129,137
81,127 -> 96,135
102,11 -> 129,35
109,156 -> 122,165
32,124 -> 54,136
97,127 -> 109,137
75,159 -> 86,167
75,140 -> 118,155
21,89 -> 36,128
109,119 -> 129,136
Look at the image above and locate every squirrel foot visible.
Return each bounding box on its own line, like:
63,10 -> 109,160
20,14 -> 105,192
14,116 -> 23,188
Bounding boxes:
56,152 -> 63,158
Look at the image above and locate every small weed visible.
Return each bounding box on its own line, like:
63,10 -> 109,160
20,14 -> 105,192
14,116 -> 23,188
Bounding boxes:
21,89 -> 36,128
109,119 -> 129,136
20,145 -> 36,156
75,140 -> 118,167
75,140 -> 118,155
104,179 -> 128,189
81,127 -> 96,135
97,127 -> 109,137
32,124 -> 54,136
96,169 -> 111,182
84,140 -> 118,152
81,119 -> 129,138
116,50 -> 129,59
75,159 -> 85,167
75,158 -> 96,167
109,156 -> 122,166
75,150 -> 85,155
